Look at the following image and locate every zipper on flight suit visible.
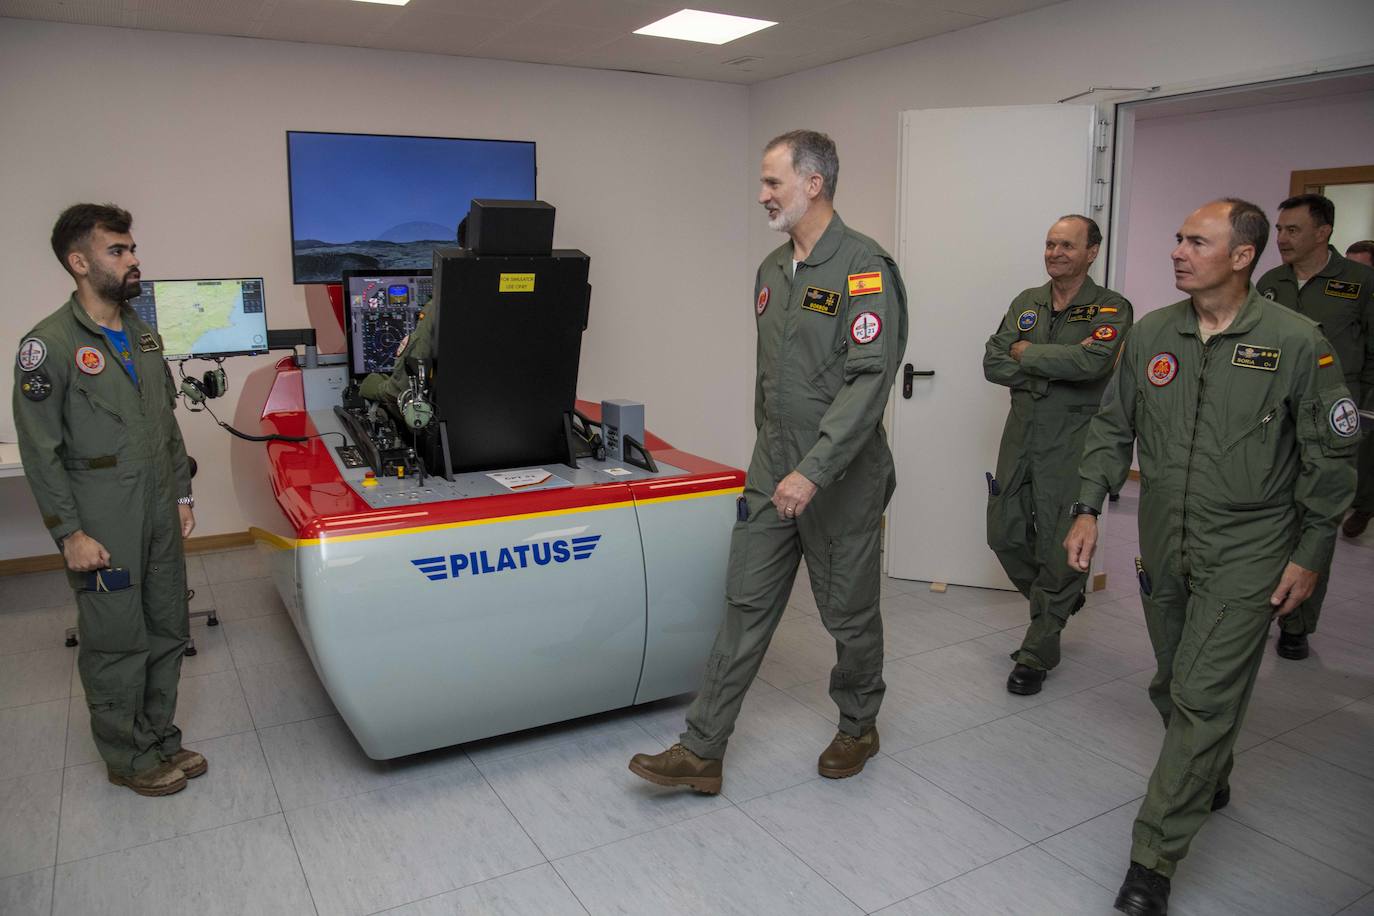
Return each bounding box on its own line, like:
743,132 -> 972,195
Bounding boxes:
1179,340 -> 1215,576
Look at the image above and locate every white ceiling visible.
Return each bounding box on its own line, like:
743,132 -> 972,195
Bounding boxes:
0,0 -> 1064,84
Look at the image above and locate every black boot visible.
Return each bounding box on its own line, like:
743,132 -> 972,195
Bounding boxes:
1276,631 -> 1309,660
1006,663 -> 1047,696
1114,862 -> 1170,916
1211,785 -> 1230,811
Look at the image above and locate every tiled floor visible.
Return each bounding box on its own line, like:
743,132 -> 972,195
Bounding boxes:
1,481 -> 1372,915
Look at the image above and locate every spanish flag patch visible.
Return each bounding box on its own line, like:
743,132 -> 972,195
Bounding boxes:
848,272 -> 883,296
1318,353 -> 1335,368
1099,306 -> 1118,314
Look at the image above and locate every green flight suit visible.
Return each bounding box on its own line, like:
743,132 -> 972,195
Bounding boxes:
1078,288 -> 1359,878
681,213 -> 908,758
13,296 -> 194,777
358,307 -> 437,405
1257,247 -> 1374,635
984,278 -> 1133,670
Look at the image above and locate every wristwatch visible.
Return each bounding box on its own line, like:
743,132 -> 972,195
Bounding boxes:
1068,502 -> 1099,518
177,496 -> 195,508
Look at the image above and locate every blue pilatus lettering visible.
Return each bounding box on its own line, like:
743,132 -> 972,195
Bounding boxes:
410,534 -> 601,582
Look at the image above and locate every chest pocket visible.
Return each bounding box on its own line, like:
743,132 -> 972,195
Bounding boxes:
68,384 -> 128,460
1215,400 -> 1290,508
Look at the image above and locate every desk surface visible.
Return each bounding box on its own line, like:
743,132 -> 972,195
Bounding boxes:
0,443 -> 21,479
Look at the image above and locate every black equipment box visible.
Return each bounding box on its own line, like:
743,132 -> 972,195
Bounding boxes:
468,199 -> 556,256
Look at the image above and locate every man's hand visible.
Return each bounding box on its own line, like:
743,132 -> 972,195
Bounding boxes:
62,531 -> 110,572
772,471 -> 819,521
1063,515 -> 1098,572
178,504 -> 196,539
1080,335 -> 1094,346
1009,340 -> 1031,362
1270,561 -> 1319,618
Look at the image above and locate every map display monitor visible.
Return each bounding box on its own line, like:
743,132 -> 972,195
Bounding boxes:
342,269 -> 433,378
129,278 -> 268,359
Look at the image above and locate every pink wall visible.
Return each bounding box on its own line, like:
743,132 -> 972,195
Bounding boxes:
1118,91 -> 1374,318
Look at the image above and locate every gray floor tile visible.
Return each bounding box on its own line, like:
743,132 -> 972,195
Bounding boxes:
554,806 -> 863,916
875,846 -> 1113,915
237,655 -> 337,729
478,724 -> 729,859
384,863 -> 587,915
286,765 -> 544,916
52,815 -> 313,916
1041,798 -> 1370,916
183,553 -> 207,588
635,679 -> 837,802
0,569 -> 73,612
1275,698 -> 1374,779
1227,740 -> 1374,879
0,868 -> 53,916
260,713 -> 470,811
741,757 -> 1025,912
1341,891 -> 1374,915
57,730 -> 279,863
0,769 -> 61,878
0,648 -> 72,709
464,706 -> 646,769
199,547 -> 268,584
221,613 -> 307,668
1020,679 -> 1179,777
208,576 -> 286,622
1317,601 -> 1374,651
894,716 -> 1145,841
0,603 -> 74,656
0,699 -> 67,780
879,592 -> 996,660
756,615 -> 839,690
913,583 -> 1026,619
1244,644 -> 1372,738
911,633 -> 1115,710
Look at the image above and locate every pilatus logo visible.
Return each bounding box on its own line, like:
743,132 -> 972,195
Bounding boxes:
410,535 -> 601,581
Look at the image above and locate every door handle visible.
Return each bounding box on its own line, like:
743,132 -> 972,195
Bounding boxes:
903,364 -> 934,399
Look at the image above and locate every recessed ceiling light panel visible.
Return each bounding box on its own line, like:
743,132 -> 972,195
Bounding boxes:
351,0 -> 410,6
634,9 -> 776,45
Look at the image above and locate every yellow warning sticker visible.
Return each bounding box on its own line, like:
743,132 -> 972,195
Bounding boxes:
499,273 -> 536,293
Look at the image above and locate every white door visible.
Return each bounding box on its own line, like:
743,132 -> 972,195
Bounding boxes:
886,104 -> 1099,588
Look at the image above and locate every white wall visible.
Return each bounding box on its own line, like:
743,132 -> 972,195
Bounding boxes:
1327,182 -> 1374,253
1120,91 -> 1374,318
0,19 -> 753,559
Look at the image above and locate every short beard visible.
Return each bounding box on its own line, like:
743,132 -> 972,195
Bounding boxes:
93,267 -> 139,303
767,195 -> 808,233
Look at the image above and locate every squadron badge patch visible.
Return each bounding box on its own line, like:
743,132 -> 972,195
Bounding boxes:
138,332 -> 160,353
1066,304 -> 1099,322
1231,343 -> 1280,371
1326,280 -> 1361,300
801,286 -> 841,316
1091,325 -> 1118,342
1330,397 -> 1360,438
75,346 -> 105,375
1017,309 -> 1038,332
1147,352 -> 1178,387
850,312 -> 882,345
20,371 -> 52,401
756,286 -> 769,316
17,337 -> 46,371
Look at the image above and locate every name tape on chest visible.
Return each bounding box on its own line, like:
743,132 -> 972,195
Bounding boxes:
1147,352 -> 1178,386
801,286 -> 841,316
17,337 -> 46,371
76,346 -> 105,375
851,311 -> 882,345
1330,397 -> 1360,438
1326,279 -> 1361,300
847,272 -> 883,296
756,286 -> 770,316
1091,324 -> 1118,342
139,332 -> 160,353
1066,304 -> 1099,322
1232,343 -> 1280,372
1017,309 -> 1038,332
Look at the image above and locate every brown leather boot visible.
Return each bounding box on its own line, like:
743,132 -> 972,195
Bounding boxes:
628,744 -> 723,794
167,747 -> 207,778
107,761 -> 188,797
818,727 -> 879,779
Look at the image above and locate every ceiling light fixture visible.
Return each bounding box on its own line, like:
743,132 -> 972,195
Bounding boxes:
634,9 -> 776,45
351,0 -> 410,6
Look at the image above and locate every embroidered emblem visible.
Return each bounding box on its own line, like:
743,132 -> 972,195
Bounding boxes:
1017,309 -> 1038,332
138,332 -> 159,352
20,371 -> 52,401
1147,352 -> 1178,387
1066,304 -> 1099,322
850,312 -> 882,345
1318,353 -> 1335,368
847,272 -> 883,296
1091,325 -> 1118,342
1330,397 -> 1360,438
1231,343 -> 1280,371
17,337 -> 46,371
801,286 -> 841,316
76,346 -> 105,375
1325,279 -> 1361,300
756,286 -> 769,316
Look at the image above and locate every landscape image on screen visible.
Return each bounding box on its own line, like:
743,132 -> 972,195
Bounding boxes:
287,131 -> 536,284
130,278 -> 268,359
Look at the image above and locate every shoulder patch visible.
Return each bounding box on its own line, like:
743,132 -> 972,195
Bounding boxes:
1066,304 -> 1099,322
1330,397 -> 1360,438
850,311 -> 882,345
17,337 -> 46,371
847,272 -> 883,296
1318,353 -> 1335,368
1091,325 -> 1118,342
1147,352 -> 1178,387
1017,309 -> 1038,332
756,286 -> 769,315
1231,343 -> 1280,372
801,286 -> 841,316
75,346 -> 105,375
1098,306 -> 1119,314
1325,279 -> 1361,300
19,370 -> 52,401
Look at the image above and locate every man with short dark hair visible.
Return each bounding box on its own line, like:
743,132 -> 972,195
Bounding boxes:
984,215 -> 1132,695
628,130 -> 908,792
1068,198 -> 1359,915
1257,194 -> 1374,650
1347,239 -> 1374,267
14,203 -> 204,796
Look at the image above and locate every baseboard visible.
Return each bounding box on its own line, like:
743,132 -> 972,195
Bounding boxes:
1128,469 -> 1140,481
0,530 -> 254,577
1093,572 -> 1107,591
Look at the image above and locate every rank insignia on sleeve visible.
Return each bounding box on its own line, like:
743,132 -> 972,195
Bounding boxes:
1231,343 -> 1280,371
1330,397 -> 1360,438
850,312 -> 882,345
1091,325 -> 1118,342
801,286 -> 841,316
138,332 -> 160,352
1147,352 -> 1178,386
1066,304 -> 1100,322
20,371 -> 52,401
75,346 -> 105,375
1325,279 -> 1361,300
847,272 -> 883,296
1318,353 -> 1335,368
756,286 -> 769,315
17,337 -> 46,371
1017,309 -> 1038,331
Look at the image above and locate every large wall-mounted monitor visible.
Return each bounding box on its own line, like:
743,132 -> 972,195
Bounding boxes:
286,131 -> 537,284
341,268 -> 434,379
129,278 -> 268,359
